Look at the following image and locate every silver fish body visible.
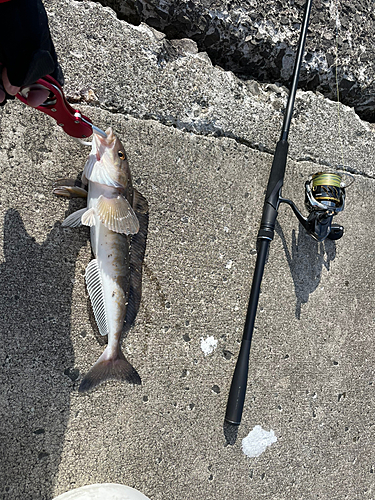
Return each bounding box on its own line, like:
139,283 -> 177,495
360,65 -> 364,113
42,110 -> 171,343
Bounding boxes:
55,128 -> 147,392
88,182 -> 130,341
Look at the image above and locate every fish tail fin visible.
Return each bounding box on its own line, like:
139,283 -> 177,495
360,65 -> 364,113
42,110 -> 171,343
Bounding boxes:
79,347 -> 141,393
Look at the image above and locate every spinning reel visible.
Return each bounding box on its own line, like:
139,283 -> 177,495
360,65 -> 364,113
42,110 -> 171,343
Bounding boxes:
280,171 -> 353,242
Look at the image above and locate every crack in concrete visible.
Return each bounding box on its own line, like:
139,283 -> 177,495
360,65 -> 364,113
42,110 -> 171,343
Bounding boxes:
330,165 -> 375,181
70,96 -> 375,182
68,95 -> 274,152
295,156 -> 375,180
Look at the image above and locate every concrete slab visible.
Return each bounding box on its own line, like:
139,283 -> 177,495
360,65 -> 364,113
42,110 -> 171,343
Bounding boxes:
96,0 -> 375,121
48,0 -> 375,175
1,2 -> 375,500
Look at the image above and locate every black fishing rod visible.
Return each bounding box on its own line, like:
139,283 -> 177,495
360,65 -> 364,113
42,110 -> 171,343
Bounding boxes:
225,0 -> 351,425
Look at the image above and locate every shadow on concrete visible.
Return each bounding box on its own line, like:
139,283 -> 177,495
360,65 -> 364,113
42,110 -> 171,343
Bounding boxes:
0,207 -> 87,500
275,221 -> 337,319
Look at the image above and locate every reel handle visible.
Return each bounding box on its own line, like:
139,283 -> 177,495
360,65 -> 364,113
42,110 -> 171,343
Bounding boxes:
327,224 -> 344,240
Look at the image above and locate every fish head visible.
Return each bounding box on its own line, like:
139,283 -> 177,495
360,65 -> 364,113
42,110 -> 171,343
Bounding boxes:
84,128 -> 132,190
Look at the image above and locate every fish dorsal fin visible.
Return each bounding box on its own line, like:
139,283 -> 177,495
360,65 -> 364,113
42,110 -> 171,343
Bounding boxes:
81,207 -> 96,227
96,195 -> 140,235
85,259 -> 109,337
124,188 -> 149,332
61,207 -> 88,228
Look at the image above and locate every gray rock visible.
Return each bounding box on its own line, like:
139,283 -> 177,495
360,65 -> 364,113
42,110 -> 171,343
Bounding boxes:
96,0 -> 375,121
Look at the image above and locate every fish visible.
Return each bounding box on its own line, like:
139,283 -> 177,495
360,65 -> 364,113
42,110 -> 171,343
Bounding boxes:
54,128 -> 148,392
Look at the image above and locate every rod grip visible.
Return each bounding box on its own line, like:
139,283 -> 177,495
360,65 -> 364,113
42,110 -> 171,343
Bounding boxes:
265,139 -> 289,208
225,339 -> 251,425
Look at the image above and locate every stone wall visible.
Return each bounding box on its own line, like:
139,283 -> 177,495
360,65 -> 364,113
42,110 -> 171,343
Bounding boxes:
94,0 -> 375,121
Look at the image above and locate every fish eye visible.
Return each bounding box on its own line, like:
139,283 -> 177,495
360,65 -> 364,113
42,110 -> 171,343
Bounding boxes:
118,151 -> 127,160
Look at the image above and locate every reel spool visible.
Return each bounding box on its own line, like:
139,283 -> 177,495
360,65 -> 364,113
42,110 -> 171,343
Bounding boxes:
280,170 -> 353,242
306,172 -> 346,213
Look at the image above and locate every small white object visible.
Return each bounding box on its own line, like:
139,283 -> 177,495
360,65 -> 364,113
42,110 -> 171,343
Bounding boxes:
200,335 -> 218,356
52,483 -> 151,500
242,425 -> 277,458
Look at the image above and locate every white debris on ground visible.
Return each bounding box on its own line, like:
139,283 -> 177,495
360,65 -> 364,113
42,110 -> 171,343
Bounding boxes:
200,336 -> 218,356
241,425 -> 278,458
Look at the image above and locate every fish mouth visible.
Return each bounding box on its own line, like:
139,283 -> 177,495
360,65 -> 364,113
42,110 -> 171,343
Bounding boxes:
93,127 -> 115,161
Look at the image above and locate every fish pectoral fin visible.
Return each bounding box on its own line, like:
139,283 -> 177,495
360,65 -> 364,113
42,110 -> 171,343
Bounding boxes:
61,207 -> 88,228
85,259 -> 109,337
97,195 -> 140,235
81,207 -> 96,227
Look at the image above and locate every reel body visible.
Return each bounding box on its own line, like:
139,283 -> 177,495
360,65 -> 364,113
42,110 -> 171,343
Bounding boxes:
280,171 -> 352,242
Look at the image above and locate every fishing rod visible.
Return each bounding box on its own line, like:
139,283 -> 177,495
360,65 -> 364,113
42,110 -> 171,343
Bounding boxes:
225,0 -> 352,425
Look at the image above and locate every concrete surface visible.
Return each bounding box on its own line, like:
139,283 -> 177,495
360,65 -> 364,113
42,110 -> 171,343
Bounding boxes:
1,1 -> 375,499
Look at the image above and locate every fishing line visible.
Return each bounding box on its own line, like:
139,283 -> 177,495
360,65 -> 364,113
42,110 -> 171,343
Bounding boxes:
334,0 -> 345,170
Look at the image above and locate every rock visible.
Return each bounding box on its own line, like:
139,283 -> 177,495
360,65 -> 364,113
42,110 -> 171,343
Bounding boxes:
96,0 -> 375,121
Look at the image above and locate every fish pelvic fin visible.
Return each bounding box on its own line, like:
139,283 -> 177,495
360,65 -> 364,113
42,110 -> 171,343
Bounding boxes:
78,347 -> 141,393
81,207 -> 96,227
61,207 -> 88,228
